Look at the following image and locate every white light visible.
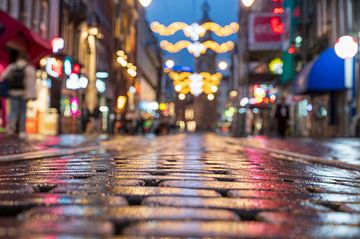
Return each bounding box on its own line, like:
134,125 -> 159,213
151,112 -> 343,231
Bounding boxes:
100,106 -> 109,113
241,0 -> 255,8
211,85 -> 218,93
165,59 -> 175,68
139,0 -> 152,7
179,94 -> 186,100
207,94 -> 215,101
117,57 -> 128,67
66,73 -> 80,90
183,23 -> 206,41
79,76 -> 89,89
175,85 -> 182,92
335,35 -> 359,59
96,80 -> 106,93
129,86 -> 137,94
96,72 -> 109,79
218,61 -> 228,71
240,97 -> 249,107
51,37 -> 64,53
187,41 -> 206,57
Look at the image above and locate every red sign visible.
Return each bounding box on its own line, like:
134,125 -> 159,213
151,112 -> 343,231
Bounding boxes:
249,12 -> 289,51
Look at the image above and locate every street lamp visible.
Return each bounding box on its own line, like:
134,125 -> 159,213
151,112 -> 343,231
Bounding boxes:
218,60 -> 228,71
139,0 -> 152,7
334,35 -> 359,136
335,35 -> 358,59
241,0 -> 255,8
165,59 -> 175,69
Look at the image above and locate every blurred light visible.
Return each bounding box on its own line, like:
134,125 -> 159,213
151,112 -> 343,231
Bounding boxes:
241,0 -> 255,7
218,61 -> 228,70
139,0 -> 152,7
335,35 -> 359,59
129,86 -> 137,94
70,97 -> 80,116
39,57 -> 47,67
270,94 -> 277,103
66,73 -> 80,90
117,57 -> 128,67
178,121 -> 186,130
117,96 -> 127,110
51,37 -> 64,53
288,44 -> 296,54
207,94 -> 215,101
230,90 -> 238,98
306,104 -> 313,112
46,57 -> 63,78
239,108 -> 247,114
79,76 -> 89,89
253,108 -> 259,114
179,94 -> 186,101
100,106 -> 109,113
270,17 -> 284,34
96,72 -> 109,79
88,27 -> 99,36
64,57 -> 72,76
175,85 -> 182,92
159,103 -> 167,111
254,87 -> 266,98
211,85 -> 218,93
240,97 -> 249,107
96,80 -> 106,93
165,59 -> 175,68
273,7 -> 284,14
187,121 -> 197,132
73,64 -> 81,74
269,58 -> 283,75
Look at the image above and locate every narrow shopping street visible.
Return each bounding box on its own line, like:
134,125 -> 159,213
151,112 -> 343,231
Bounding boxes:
0,134 -> 359,238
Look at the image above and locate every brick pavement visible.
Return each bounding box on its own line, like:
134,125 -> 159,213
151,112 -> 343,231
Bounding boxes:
0,134 -> 359,238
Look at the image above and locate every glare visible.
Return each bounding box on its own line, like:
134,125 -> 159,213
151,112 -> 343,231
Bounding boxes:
241,0 -> 255,8
335,35 -> 359,59
175,85 -> 182,92
211,85 -> 218,93
165,59 -> 175,68
218,61 -> 228,70
139,0 -> 152,7
96,72 -> 109,79
207,94 -> 215,101
178,94 -> 186,100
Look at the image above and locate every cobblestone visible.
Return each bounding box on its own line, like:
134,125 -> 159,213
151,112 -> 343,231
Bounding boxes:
0,134 -> 359,238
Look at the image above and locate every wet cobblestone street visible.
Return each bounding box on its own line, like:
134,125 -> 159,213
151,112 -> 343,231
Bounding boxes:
0,134 -> 360,238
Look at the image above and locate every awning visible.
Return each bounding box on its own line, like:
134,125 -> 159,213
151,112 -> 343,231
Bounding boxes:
0,11 -> 51,65
293,48 -> 348,94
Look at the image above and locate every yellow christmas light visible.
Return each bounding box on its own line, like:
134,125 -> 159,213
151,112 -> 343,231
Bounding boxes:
169,72 -> 222,96
151,21 -> 239,40
160,40 -> 234,57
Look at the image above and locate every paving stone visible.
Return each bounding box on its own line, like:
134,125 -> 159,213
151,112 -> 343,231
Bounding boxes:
257,211 -> 360,225
112,186 -> 220,198
142,196 -> 303,213
159,180 -> 298,193
122,221 -> 360,238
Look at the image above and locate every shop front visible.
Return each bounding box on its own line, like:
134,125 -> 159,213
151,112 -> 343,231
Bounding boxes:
292,48 -> 352,137
0,11 -> 51,132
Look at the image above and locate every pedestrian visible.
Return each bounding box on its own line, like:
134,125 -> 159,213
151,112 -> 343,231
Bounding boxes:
275,96 -> 290,138
0,52 -> 36,138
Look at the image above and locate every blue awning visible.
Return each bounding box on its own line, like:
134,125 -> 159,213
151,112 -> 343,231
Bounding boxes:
293,48 -> 350,94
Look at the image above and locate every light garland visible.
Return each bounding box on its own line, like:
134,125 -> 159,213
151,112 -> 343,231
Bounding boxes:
160,40 -> 235,57
116,50 -> 137,78
169,72 -> 222,96
151,21 -> 240,41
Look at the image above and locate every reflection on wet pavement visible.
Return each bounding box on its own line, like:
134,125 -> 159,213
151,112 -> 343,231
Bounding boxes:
0,134 -> 359,238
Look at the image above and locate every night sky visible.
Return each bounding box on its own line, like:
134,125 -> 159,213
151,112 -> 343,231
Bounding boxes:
146,0 -> 239,70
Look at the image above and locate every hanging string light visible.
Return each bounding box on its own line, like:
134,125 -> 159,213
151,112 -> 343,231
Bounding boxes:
160,40 -> 235,57
169,72 -> 222,96
151,21 -> 240,40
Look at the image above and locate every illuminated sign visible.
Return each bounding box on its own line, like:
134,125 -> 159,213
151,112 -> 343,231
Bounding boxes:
64,57 -> 72,76
96,79 -> 106,93
51,37 -> 64,53
66,73 -> 80,90
46,57 -> 63,78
